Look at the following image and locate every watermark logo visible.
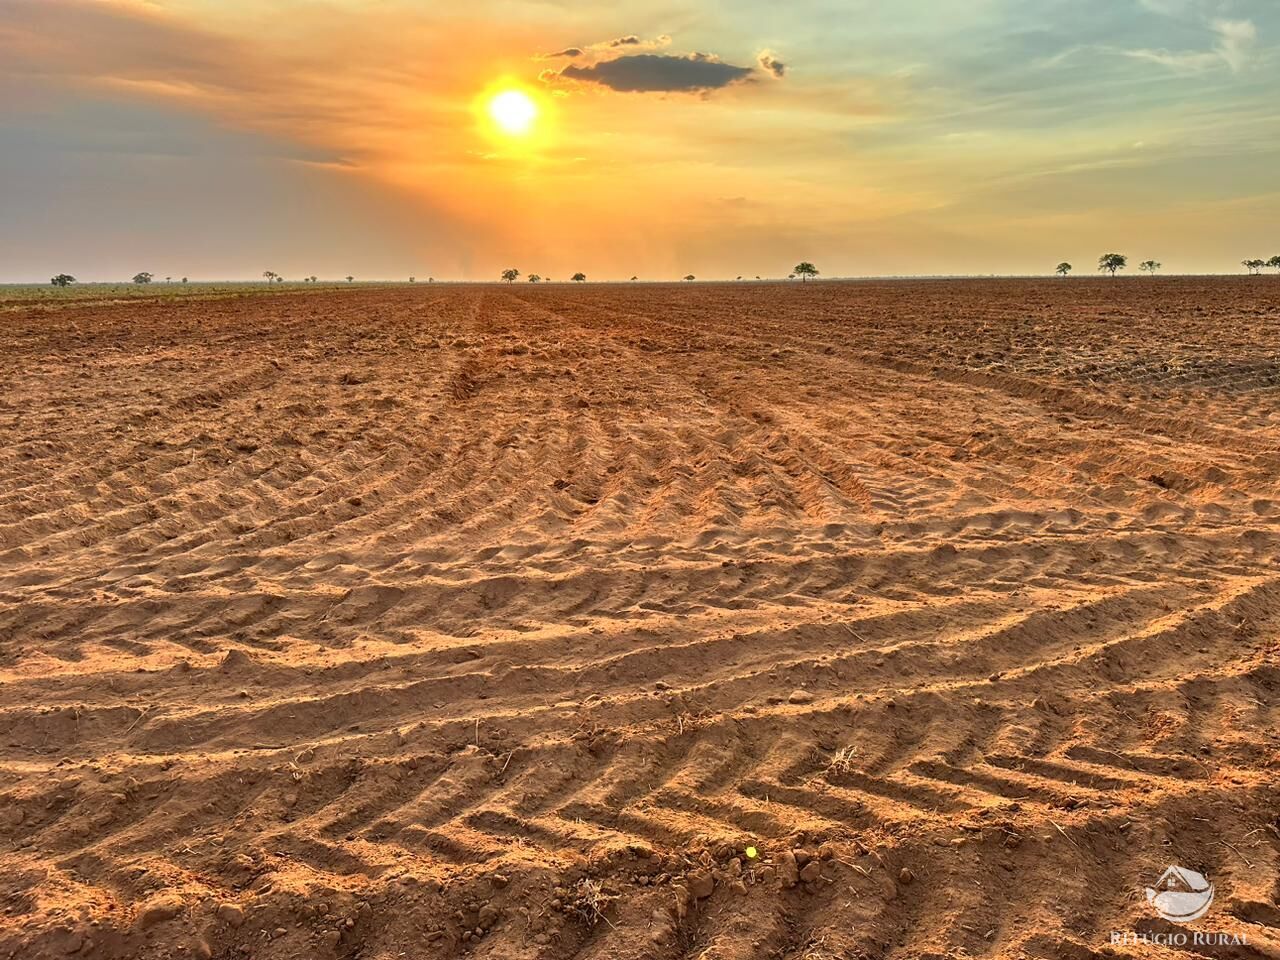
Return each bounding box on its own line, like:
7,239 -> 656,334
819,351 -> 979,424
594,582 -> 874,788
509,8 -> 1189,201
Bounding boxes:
1145,865 -> 1215,923
1111,864 -> 1245,947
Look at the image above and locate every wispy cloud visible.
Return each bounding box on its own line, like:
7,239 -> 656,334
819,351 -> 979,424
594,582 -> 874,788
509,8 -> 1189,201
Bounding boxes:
1135,0 -> 1202,16
537,34 -> 671,61
539,47 -> 584,59
605,35 -> 669,49
1212,18 -> 1259,72
1124,16 -> 1257,73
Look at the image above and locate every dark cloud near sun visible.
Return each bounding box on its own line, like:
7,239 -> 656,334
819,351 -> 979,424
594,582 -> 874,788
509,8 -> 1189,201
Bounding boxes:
557,53 -> 756,92
538,32 -> 780,93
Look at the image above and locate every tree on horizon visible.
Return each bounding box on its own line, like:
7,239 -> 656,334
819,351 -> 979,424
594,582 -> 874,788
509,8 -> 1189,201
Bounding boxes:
683,274 -> 695,281
794,261 -> 819,281
527,273 -> 541,283
501,268 -> 520,283
346,275 -> 355,282
571,272 -> 587,282
1098,253 -> 1127,277
133,272 -> 153,284
1055,262 -> 1072,277
50,274 -> 75,287
1139,260 -> 1161,276
1268,256 -> 1280,273
1243,259 -> 1266,275
263,270 -> 277,283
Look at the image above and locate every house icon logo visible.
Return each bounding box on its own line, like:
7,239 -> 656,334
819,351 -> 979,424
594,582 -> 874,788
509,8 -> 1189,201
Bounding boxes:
1145,866 -> 1215,923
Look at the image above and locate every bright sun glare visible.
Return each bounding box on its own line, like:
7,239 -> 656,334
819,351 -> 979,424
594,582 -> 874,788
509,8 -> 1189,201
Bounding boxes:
488,90 -> 538,136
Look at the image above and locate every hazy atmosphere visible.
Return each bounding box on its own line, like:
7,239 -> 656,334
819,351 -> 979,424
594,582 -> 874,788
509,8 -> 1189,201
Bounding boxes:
3,0 -> 1279,281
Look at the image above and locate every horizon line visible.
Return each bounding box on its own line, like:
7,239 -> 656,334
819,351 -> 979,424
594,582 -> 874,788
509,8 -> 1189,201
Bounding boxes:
8,272 -> 1279,286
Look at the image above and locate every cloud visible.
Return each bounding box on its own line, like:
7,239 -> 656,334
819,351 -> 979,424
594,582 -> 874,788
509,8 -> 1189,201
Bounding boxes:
758,50 -> 786,78
1123,17 -> 1256,73
554,53 -> 756,92
1212,19 -> 1257,72
0,0 -> 256,95
539,33 -> 672,60
1135,0 -> 1201,15
538,36 -> 775,94
607,34 -> 671,51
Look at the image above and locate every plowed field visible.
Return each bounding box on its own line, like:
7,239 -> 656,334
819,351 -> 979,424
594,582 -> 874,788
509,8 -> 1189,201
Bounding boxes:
2,278 -> 1278,959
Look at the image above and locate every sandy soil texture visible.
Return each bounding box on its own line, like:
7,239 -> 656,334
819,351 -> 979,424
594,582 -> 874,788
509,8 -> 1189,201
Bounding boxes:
1,279 -> 1278,959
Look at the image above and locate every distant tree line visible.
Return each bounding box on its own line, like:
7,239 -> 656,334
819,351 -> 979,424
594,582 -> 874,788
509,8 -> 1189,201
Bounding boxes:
43,253 -> 1280,288
1058,253 -> 1280,277
501,266 -> 823,283
1243,257 -> 1280,275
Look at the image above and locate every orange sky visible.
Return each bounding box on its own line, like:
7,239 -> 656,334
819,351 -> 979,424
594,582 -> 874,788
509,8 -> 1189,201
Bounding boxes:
2,0 -> 1278,280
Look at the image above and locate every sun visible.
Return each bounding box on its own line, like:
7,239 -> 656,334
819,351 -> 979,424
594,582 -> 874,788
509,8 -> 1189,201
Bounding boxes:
473,82 -> 552,150
488,90 -> 538,137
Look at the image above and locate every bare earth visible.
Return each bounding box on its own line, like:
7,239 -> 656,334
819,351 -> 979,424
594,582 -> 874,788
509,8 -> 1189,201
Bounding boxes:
2,279 -> 1278,960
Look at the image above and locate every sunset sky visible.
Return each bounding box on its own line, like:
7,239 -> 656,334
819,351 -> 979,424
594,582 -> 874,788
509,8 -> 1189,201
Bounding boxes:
2,0 -> 1278,281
